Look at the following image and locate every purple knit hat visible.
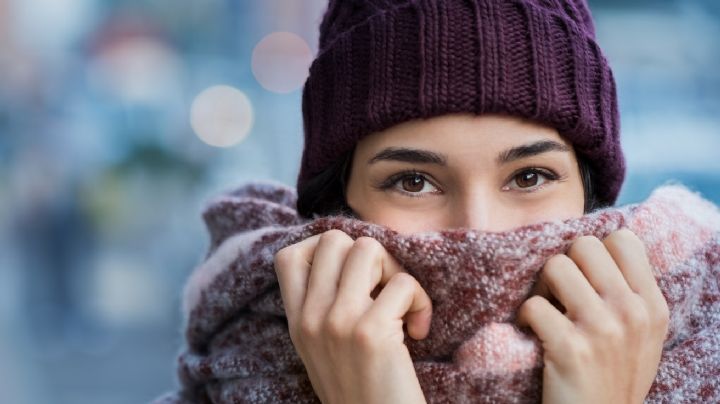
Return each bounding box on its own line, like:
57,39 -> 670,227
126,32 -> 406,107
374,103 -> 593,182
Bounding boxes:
297,0 -> 625,207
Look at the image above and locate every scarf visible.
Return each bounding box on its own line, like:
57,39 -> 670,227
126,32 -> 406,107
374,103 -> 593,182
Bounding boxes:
154,181 -> 720,404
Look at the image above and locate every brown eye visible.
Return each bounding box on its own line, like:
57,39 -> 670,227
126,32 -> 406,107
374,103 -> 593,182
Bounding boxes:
515,171 -> 539,188
503,168 -> 559,193
377,171 -> 441,198
401,174 -> 426,192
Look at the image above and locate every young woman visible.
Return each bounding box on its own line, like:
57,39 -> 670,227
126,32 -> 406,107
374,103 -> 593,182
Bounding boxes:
272,1 -> 670,403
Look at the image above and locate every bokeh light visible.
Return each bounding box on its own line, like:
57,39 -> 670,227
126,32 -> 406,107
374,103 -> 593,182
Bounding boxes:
190,85 -> 254,147
88,37 -> 182,104
251,31 -> 313,94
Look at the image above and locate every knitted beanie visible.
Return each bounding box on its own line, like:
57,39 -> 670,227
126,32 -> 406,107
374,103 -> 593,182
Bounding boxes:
297,0 -> 625,207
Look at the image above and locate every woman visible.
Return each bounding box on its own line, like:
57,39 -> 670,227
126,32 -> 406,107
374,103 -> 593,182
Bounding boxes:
276,117 -> 668,404
272,0 -> 669,402
154,0 -> 720,403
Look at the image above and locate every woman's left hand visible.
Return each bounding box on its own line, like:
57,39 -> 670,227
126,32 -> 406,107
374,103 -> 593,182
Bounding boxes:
516,228 -> 670,404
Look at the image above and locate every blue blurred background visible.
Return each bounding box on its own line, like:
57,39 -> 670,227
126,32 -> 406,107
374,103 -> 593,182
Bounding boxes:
0,0 -> 718,403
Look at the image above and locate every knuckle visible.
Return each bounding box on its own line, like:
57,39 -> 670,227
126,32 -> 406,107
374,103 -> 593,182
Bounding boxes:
353,236 -> 383,253
521,295 -> 545,316
543,254 -> 573,277
606,228 -> 644,251
298,316 -> 321,340
320,229 -> 352,245
324,313 -> 348,340
616,227 -> 639,241
559,334 -> 591,363
389,272 -> 416,289
517,296 -> 542,325
597,318 -> 625,342
578,235 -> 603,246
568,235 -> 603,256
273,245 -> 298,270
578,234 -> 603,247
352,321 -> 380,351
544,253 -> 571,269
617,294 -> 651,330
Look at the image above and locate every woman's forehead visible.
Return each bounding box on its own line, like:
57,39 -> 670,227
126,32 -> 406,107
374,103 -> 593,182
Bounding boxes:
357,113 -> 573,161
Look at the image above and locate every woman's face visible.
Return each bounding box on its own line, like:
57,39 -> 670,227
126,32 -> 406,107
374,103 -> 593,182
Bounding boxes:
345,113 -> 585,235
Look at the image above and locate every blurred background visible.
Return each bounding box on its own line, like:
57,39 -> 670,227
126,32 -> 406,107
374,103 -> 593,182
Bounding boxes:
0,0 -> 718,403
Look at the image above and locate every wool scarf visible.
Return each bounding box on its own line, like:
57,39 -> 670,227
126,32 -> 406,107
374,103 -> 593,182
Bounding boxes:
154,181 -> 720,403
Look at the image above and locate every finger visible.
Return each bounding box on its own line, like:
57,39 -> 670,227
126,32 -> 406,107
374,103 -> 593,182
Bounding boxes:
361,272 -> 433,340
516,294 -> 576,349
529,275 -> 566,314
273,234 -> 322,323
303,230 -> 355,317
334,236 -> 406,311
539,254 -> 605,321
566,235 -> 633,299
603,228 -> 663,304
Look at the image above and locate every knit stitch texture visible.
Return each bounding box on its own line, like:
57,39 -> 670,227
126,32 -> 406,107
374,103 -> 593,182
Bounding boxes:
155,181 -> 720,403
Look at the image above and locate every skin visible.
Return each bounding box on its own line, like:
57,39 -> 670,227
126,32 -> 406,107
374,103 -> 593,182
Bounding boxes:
344,113 -> 585,233
274,113 -> 670,404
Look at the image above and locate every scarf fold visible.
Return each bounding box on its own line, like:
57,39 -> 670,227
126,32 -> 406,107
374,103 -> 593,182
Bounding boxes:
155,181 -> 720,404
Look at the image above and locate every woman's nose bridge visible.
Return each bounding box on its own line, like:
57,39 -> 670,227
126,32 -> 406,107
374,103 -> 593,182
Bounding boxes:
454,191 -> 494,230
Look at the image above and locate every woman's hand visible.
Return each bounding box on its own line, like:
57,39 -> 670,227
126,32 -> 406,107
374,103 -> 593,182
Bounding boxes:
273,229 -> 433,404
516,228 -> 670,404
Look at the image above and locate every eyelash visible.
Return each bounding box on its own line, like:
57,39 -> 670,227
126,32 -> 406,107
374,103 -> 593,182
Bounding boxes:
374,168 -> 562,198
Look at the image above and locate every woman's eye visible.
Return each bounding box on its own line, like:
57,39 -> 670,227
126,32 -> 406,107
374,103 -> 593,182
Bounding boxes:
506,169 -> 558,192
383,172 -> 439,197
401,174 -> 426,192
516,171 -> 541,188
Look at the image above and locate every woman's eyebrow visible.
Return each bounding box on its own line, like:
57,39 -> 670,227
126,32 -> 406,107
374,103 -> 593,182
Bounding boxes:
496,140 -> 570,165
367,140 -> 570,166
367,147 -> 448,165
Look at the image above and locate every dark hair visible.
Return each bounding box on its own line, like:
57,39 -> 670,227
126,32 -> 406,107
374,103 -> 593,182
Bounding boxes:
297,147 -> 356,219
297,147 -> 604,220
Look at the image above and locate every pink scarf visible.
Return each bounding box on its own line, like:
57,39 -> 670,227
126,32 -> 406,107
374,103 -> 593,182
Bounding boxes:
154,181 -> 720,403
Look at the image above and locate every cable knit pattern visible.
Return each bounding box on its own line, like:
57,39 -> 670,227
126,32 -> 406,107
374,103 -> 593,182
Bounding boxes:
154,180 -> 720,403
298,0 -> 625,207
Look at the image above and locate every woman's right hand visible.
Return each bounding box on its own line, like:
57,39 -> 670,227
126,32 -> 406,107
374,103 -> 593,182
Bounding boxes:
273,229 -> 433,404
